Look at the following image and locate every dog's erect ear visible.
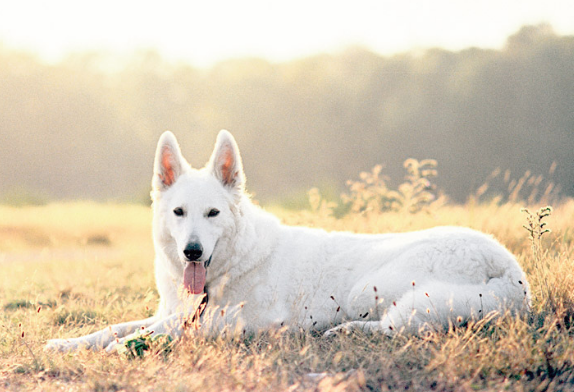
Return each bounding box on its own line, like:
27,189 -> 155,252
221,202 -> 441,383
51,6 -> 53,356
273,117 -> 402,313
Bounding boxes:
153,131 -> 187,191
208,130 -> 245,196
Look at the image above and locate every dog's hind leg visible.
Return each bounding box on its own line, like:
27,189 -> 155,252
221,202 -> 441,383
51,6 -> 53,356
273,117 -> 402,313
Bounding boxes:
323,284 -> 455,337
325,280 -> 525,337
324,320 -> 391,336
45,316 -> 159,352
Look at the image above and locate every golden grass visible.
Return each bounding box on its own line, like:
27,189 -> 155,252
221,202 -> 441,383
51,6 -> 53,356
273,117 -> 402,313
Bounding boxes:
1,199 -> 574,391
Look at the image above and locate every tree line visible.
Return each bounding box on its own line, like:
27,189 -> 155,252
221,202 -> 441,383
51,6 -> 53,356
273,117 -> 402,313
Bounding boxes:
0,24 -> 572,205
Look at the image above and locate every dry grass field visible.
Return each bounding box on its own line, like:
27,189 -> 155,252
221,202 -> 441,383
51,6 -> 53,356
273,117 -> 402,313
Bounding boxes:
1,194 -> 573,391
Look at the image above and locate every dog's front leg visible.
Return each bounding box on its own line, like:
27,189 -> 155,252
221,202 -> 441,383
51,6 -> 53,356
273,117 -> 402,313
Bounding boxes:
45,316 -> 159,352
105,312 -> 188,353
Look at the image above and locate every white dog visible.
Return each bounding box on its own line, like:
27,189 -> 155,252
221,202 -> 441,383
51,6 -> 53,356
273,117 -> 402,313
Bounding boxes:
46,130 -> 530,352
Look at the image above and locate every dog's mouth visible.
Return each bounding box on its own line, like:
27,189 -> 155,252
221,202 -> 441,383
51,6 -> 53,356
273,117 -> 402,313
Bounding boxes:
183,261 -> 206,295
183,254 -> 212,295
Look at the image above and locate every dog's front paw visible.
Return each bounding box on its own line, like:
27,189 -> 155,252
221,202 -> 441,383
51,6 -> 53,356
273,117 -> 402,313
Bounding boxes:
324,322 -> 355,337
324,320 -> 384,337
105,331 -> 145,354
105,337 -> 125,353
44,338 -> 80,352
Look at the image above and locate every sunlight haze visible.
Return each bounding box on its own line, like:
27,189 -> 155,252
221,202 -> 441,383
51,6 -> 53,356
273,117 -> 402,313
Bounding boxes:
0,0 -> 572,66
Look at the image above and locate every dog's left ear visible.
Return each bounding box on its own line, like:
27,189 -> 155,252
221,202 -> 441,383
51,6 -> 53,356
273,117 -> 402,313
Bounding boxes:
208,130 -> 245,197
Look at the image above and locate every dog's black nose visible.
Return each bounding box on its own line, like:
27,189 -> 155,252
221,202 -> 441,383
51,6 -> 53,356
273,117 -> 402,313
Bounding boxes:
183,242 -> 203,261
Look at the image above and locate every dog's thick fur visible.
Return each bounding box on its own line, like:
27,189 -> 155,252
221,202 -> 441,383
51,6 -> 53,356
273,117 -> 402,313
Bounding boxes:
46,130 -> 530,352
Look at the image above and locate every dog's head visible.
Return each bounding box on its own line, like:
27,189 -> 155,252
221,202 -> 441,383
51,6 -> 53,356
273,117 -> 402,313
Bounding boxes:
151,130 -> 245,294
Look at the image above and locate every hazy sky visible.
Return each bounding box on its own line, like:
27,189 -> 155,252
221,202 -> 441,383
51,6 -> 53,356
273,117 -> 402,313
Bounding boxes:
0,0 -> 572,66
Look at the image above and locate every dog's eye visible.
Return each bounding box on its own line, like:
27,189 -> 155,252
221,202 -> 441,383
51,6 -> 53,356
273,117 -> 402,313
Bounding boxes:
207,208 -> 220,218
173,207 -> 185,217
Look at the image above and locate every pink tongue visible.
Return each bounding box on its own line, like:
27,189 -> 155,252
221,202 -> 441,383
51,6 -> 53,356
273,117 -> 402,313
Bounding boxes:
183,262 -> 206,294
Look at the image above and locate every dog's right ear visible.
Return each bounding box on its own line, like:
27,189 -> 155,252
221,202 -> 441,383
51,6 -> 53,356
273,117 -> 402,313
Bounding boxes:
153,131 -> 186,191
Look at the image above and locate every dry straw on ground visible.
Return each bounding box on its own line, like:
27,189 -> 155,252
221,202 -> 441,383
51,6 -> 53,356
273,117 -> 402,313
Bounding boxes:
1,165 -> 574,391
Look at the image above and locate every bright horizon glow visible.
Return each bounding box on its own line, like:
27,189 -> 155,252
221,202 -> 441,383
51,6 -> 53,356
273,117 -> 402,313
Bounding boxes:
0,0 -> 573,67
